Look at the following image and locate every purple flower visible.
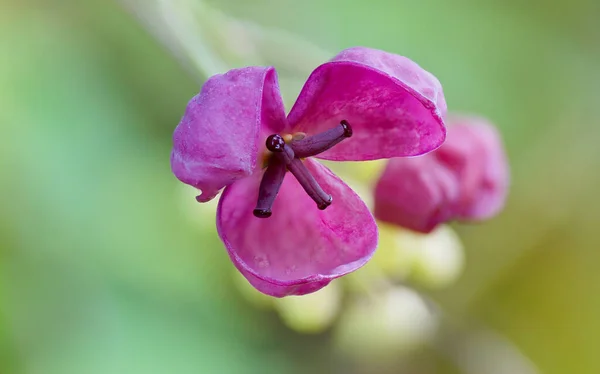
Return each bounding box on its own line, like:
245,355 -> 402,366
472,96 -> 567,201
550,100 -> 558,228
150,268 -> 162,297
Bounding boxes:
374,114 -> 509,233
171,47 -> 447,296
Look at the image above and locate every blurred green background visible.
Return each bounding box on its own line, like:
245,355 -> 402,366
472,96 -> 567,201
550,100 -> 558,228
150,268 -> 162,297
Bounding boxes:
1,0 -> 599,373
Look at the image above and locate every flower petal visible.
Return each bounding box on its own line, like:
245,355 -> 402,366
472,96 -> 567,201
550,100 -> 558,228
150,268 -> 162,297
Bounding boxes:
171,67 -> 287,202
287,47 -> 447,161
374,156 -> 460,233
217,159 -> 377,297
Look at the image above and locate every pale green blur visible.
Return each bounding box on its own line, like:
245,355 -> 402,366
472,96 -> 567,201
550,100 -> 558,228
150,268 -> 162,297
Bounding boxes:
1,0 -> 599,373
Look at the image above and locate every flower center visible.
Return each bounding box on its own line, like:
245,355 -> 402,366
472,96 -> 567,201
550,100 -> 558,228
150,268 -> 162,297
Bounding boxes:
253,120 -> 353,218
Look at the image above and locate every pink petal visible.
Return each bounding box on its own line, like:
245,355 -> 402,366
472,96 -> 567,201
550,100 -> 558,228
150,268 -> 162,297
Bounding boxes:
374,114 -> 509,233
374,156 -> 460,233
287,47 -> 447,161
171,67 -> 287,202
438,115 -> 510,220
217,159 -> 377,297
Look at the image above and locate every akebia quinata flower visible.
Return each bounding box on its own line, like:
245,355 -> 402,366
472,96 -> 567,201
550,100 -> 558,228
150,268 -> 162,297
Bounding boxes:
374,115 -> 509,233
171,47 -> 447,297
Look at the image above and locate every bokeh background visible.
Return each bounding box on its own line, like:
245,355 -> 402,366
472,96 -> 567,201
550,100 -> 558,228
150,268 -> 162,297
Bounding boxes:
2,0 -> 599,373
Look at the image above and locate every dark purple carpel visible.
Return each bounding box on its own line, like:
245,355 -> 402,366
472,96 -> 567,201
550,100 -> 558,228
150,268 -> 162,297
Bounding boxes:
254,122 -> 349,217
292,120 -> 353,158
253,157 -> 286,218
286,157 -> 333,210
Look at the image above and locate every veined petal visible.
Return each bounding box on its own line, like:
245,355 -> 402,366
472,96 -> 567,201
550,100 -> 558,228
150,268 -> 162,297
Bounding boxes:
287,47 -> 447,161
217,159 -> 377,297
171,67 -> 287,202
374,157 -> 460,233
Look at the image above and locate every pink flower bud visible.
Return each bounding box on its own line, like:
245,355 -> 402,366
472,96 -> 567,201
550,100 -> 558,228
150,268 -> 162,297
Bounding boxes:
374,115 -> 509,233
